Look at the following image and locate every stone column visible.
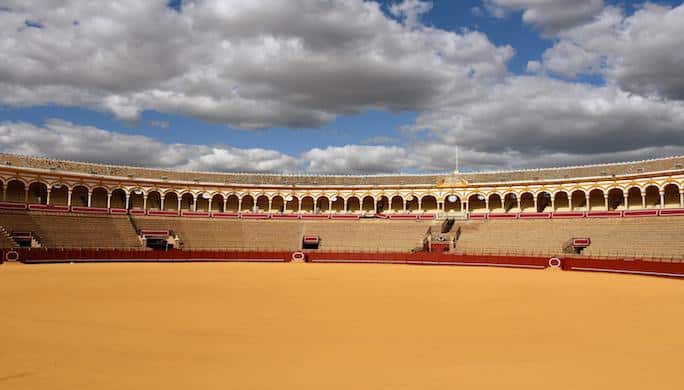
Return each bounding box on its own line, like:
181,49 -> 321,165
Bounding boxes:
403,198 -> 407,212
464,201 -> 469,213
24,188 -> 29,203
238,197 -> 242,212
67,189 -> 73,207
659,191 -> 665,209
641,190 -> 646,209
107,193 -> 112,209
160,195 -> 165,211
268,198 -> 273,213
680,190 -> 684,209
177,197 -> 182,212
585,194 -> 591,211
623,194 -> 629,210
143,194 -> 147,210
223,197 -> 228,213
88,190 -> 93,208
125,193 -> 130,210
46,188 -> 51,206
604,194 -> 609,211
484,198 -> 490,213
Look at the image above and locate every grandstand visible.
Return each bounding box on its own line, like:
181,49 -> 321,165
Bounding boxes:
1,152 -> 683,276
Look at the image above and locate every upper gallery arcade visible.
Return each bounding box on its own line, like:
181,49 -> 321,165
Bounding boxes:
0,153 -> 683,215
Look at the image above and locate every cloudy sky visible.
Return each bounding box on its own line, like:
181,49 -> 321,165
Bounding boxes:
0,0 -> 683,174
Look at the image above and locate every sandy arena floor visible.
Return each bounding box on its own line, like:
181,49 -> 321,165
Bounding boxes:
1,262 -> 684,389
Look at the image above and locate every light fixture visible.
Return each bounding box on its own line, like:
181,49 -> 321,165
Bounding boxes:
53,184 -> 63,189
285,195 -> 294,202
477,194 -> 485,201
133,190 -> 143,195
331,195 -> 338,202
447,195 -> 458,203
202,193 -> 211,199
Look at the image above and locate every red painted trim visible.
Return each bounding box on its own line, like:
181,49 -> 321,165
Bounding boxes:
71,206 -> 109,214
212,213 -> 240,219
129,209 -> 147,216
623,209 -> 658,217
240,213 -> 271,219
272,214 -> 301,220
587,211 -> 622,218
301,214 -> 331,220
659,208 -> 684,216
468,213 -> 487,220
109,208 -> 128,215
330,214 -> 360,220
181,211 -> 210,217
28,204 -> 70,212
488,213 -> 517,219
518,212 -> 551,219
147,210 -> 180,217
0,202 -> 28,210
552,211 -> 585,218
418,214 -> 436,220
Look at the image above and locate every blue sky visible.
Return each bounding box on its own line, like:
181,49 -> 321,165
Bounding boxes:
0,0 -> 683,173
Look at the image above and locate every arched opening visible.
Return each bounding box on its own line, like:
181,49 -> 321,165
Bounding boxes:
330,196 -> 344,213
164,192 -> 179,211
467,194 -> 486,213
519,192 -> 534,212
225,195 -> 239,212
553,192 -> 569,212
5,180 -> 26,203
28,182 -> 48,204
346,196 -> 361,213
241,195 -> 255,212
377,196 -> 389,214
536,192 -> 551,212
607,188 -> 624,210
271,196 -> 285,213
300,196 -> 315,213
361,196 -> 375,213
405,195 -> 419,212
71,186 -> 90,207
256,195 -> 270,212
626,187 -> 641,210
129,189 -> 145,210
503,193 -> 517,212
285,196 -> 299,213
391,195 -> 405,212
316,196 -> 330,213
211,194 -> 224,212
663,184 -> 680,208
421,195 -> 438,213
91,187 -> 108,208
570,190 -> 586,211
195,193 -> 210,212
588,189 -> 605,211
488,194 -> 502,212
49,184 -> 69,206
110,189 -> 127,209
146,191 -> 162,210
180,193 -> 194,211
644,185 -> 659,209
444,195 -> 461,213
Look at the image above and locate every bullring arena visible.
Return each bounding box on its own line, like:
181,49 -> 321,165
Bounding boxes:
2,153 -> 684,389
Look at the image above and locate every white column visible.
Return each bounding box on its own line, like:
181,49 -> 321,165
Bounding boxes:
87,190 -> 93,208
125,193 -> 130,209
680,190 -> 684,209
464,201 -> 469,213
223,197 -> 228,213
46,188 -> 51,206
403,198 -> 407,212
418,198 -> 422,213
177,197 -> 182,211
373,198 -> 378,214
67,189 -> 73,207
107,193 -> 112,209
143,194 -> 148,210
192,194 -> 197,212
623,194 -> 629,210
160,195 -> 165,211
516,197 -> 521,211
24,188 -> 29,203
641,191 -> 646,209
298,198 -> 302,213
268,198 -> 273,213
533,196 -> 538,212
568,196 -> 573,211
604,194 -> 609,211
585,194 -> 590,211
237,197 -> 242,212
659,191 -> 665,209
208,198 -> 212,212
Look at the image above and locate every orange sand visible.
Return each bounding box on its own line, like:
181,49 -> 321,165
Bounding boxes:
1,262 -> 684,389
